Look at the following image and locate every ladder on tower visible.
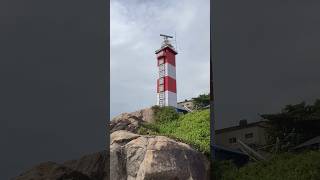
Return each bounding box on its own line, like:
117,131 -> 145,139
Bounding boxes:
159,92 -> 165,107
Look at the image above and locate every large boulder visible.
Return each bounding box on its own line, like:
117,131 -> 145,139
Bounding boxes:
130,108 -> 155,123
12,152 -> 108,180
109,108 -> 154,133
63,151 -> 108,180
110,130 -> 210,180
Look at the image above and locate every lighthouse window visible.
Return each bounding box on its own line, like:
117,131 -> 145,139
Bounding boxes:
159,85 -> 164,92
159,58 -> 164,65
159,78 -> 164,84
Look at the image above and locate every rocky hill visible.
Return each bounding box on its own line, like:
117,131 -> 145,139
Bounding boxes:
13,107 -> 210,180
110,108 -> 154,134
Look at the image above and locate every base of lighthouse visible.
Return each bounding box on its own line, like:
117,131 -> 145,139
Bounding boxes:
156,91 -> 177,108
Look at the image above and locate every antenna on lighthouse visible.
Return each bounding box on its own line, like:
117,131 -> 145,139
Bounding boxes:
174,32 -> 178,51
160,34 -> 173,46
160,34 -> 173,40
160,33 -> 177,51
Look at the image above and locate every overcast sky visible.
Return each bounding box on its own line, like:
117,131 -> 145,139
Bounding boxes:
110,0 -> 210,118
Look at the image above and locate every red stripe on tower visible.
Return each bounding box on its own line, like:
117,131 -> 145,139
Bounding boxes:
157,76 -> 176,93
157,47 -> 176,67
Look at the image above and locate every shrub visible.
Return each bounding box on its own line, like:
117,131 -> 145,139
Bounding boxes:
211,160 -> 238,180
139,108 -> 210,155
137,123 -> 159,135
151,105 -> 180,122
192,93 -> 210,109
215,151 -> 320,180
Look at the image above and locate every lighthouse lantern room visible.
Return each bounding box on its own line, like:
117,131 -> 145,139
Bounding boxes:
155,34 -> 178,108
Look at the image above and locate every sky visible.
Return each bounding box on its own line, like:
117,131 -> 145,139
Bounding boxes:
110,0 -> 210,118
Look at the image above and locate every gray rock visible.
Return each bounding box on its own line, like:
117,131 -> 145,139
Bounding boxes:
109,108 -> 155,133
63,151 -> 108,180
110,131 -> 210,180
125,136 -> 148,178
111,130 -> 140,145
110,143 -> 126,180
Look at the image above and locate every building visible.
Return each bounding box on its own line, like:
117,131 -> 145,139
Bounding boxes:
155,34 -> 178,108
177,100 -> 194,111
215,120 -> 269,152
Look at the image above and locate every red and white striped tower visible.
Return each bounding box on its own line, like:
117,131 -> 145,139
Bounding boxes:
155,34 -> 178,107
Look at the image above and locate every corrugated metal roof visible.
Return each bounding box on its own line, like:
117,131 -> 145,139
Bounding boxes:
215,121 -> 269,134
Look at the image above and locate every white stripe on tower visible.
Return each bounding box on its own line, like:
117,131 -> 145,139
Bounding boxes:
160,63 -> 176,79
165,91 -> 177,107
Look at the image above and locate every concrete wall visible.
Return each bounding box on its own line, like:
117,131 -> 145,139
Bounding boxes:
215,125 -> 267,150
177,101 -> 194,110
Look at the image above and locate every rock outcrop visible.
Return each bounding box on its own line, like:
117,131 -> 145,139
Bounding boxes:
110,108 -> 154,133
13,107 -> 210,180
63,151 -> 108,180
110,130 -> 210,180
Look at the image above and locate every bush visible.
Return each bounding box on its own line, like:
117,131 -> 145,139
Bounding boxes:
192,93 -> 210,109
211,160 -> 238,180
215,151 -> 320,180
139,107 -> 210,155
137,123 -> 159,135
151,105 -> 180,122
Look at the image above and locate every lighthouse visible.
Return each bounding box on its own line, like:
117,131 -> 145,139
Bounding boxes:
155,34 -> 178,108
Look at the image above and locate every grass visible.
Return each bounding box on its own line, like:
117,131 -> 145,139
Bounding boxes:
138,106 -> 210,155
214,151 -> 320,180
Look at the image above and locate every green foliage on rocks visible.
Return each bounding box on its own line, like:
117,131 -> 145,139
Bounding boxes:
192,93 -> 210,110
151,105 -> 180,122
138,106 -> 210,155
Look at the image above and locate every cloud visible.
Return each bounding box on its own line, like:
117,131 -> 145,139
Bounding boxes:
110,0 -> 210,118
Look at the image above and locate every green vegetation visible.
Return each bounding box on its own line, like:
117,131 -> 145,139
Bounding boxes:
261,100 -> 320,151
192,93 -> 210,110
151,106 -> 180,122
213,151 -> 320,180
138,106 -> 210,155
210,99 -> 320,179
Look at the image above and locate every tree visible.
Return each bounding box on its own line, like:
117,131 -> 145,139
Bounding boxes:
261,100 -> 320,151
192,93 -> 210,110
